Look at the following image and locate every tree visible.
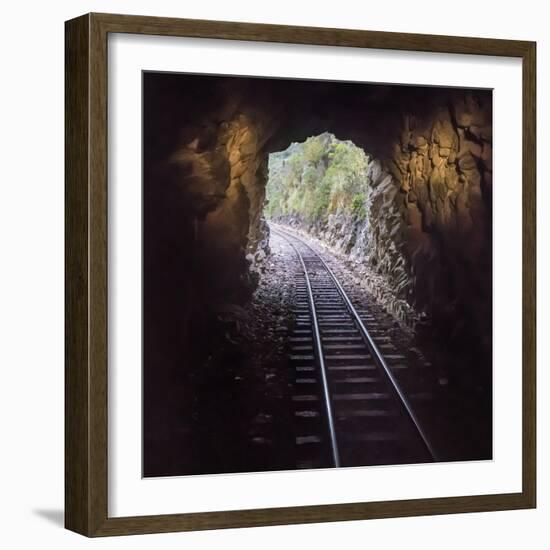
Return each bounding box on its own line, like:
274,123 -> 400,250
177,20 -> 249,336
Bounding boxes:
265,133 -> 369,225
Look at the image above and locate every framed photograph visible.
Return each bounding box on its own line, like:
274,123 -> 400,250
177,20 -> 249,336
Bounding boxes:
65,12 -> 536,536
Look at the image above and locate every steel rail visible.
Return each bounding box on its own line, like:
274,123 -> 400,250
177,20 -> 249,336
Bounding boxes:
273,224 -> 438,462
273,228 -> 341,467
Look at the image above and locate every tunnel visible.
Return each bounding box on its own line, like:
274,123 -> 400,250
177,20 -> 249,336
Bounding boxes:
142,72 -> 493,476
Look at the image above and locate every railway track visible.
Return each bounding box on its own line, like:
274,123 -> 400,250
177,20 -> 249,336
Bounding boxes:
271,225 -> 437,469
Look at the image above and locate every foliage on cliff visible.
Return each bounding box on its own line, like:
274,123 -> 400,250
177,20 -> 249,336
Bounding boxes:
265,133 -> 370,223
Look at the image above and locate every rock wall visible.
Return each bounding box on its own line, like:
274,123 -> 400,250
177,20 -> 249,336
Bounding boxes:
393,94 -> 492,360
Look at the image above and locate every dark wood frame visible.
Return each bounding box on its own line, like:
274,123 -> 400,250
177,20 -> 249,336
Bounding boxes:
65,12 -> 536,537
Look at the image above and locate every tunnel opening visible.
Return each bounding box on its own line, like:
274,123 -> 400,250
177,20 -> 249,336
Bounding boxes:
142,71 -> 493,477
263,133 -> 416,323
265,133 -> 371,233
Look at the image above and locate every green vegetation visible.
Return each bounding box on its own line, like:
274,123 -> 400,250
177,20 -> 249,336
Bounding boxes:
265,133 -> 370,224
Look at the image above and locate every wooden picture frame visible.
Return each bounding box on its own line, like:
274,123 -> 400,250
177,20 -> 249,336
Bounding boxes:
65,12 -> 536,537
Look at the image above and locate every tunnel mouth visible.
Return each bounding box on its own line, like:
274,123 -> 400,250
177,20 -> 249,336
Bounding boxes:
262,132 -> 419,330
265,133 -> 370,230
142,70 -> 493,478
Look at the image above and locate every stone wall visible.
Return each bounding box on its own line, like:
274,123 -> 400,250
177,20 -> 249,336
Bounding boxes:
393,94 -> 492,358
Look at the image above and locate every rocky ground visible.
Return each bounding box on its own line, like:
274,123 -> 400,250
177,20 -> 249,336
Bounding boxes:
273,222 -> 492,462
151,225 -> 490,477
181,234 -> 299,475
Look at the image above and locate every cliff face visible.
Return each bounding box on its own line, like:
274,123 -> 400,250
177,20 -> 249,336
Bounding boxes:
143,73 -> 492,379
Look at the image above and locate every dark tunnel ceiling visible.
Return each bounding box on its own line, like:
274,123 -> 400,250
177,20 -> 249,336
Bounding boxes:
143,72 -> 491,162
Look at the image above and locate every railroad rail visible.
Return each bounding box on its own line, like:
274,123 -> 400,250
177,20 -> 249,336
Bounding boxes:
271,224 -> 437,469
